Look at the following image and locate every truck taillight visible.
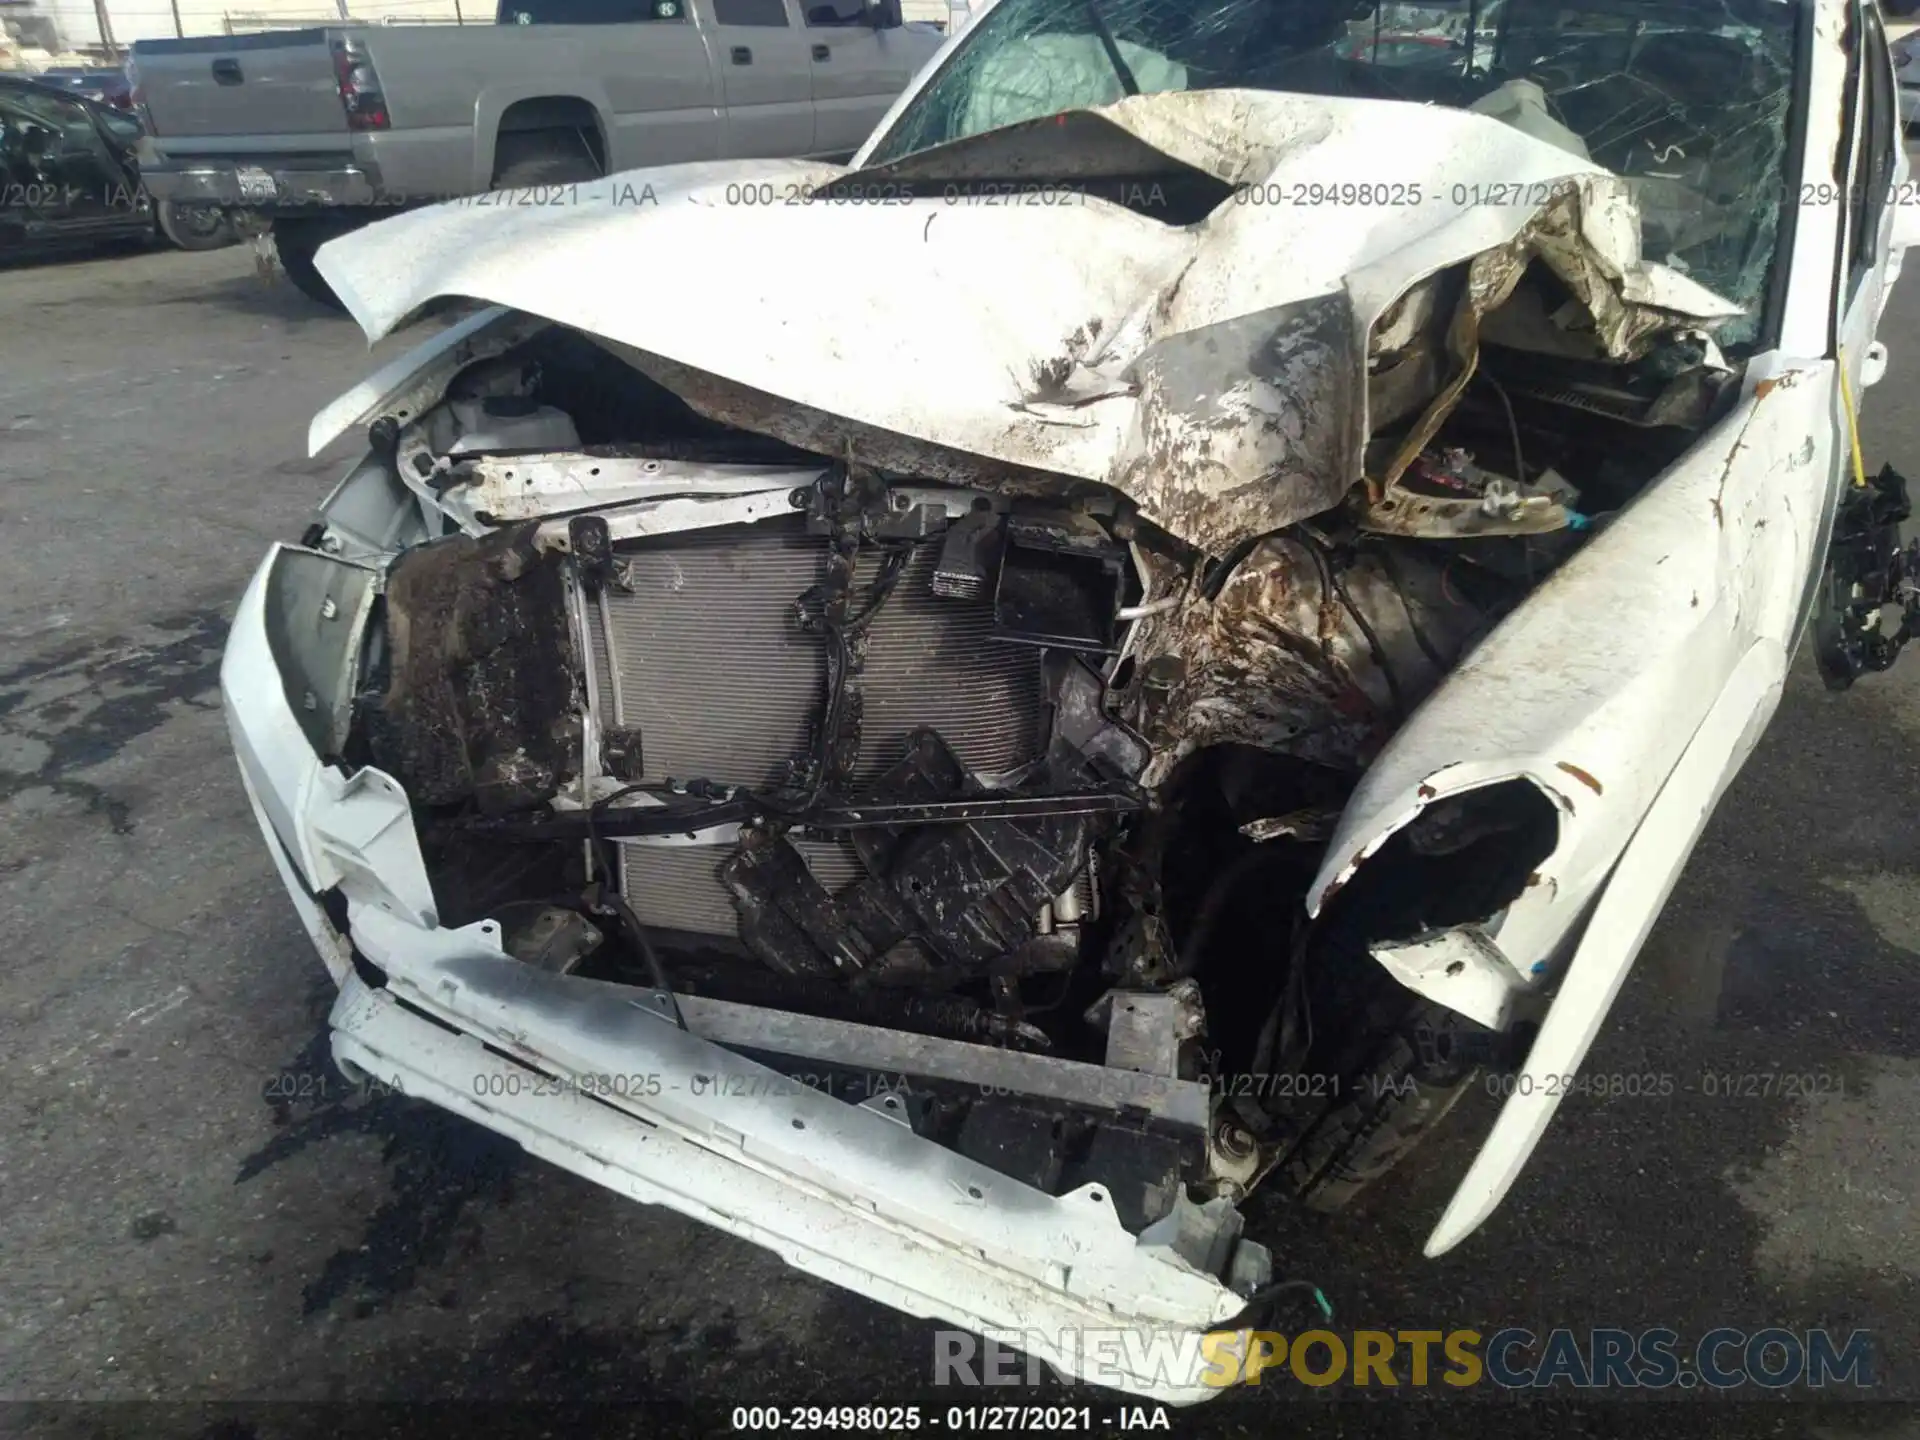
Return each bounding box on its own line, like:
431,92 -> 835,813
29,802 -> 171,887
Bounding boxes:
125,54 -> 155,133
330,36 -> 390,132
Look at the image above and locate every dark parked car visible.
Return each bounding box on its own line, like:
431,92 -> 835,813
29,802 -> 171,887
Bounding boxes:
0,74 -> 235,256
0,74 -> 152,257
33,66 -> 136,110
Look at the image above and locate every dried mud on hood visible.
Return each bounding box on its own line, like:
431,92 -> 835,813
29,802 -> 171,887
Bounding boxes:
318,88 -> 1743,556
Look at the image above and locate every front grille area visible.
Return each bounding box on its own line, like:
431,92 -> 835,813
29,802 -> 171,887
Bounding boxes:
588,519 -> 1049,940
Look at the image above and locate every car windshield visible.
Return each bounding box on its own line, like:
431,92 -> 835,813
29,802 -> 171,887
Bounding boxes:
866,0 -> 1799,343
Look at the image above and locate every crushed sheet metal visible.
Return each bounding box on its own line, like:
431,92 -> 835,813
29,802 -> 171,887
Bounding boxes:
1372,181 -> 1734,505
343,900 -> 1258,1332
1119,535 -> 1488,784
1307,366 -> 1837,997
315,91 -> 1740,555
330,971 -> 1246,1403
1372,926 -> 1524,1030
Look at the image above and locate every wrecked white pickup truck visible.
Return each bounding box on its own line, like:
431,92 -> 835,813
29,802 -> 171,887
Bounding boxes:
222,0 -> 1915,1403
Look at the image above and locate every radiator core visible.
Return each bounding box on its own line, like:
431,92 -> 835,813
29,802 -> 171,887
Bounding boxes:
588,520 -> 1044,790
619,836 -> 861,937
589,520 -> 1049,939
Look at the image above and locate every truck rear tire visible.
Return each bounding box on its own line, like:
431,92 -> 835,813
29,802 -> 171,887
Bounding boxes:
490,133 -> 601,190
272,216 -> 359,310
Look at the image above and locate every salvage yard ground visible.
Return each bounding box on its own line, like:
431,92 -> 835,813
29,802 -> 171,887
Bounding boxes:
8,223 -> 1920,1437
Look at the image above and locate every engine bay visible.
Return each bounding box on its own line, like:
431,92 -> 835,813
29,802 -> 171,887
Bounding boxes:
307,256 -> 1736,1234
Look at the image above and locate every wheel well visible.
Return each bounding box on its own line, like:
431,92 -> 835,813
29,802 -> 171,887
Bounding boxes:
492,97 -> 607,178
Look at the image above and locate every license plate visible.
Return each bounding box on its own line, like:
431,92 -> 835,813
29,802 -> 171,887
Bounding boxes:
235,166 -> 277,202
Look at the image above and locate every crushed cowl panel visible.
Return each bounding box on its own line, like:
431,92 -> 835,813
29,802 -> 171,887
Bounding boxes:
317,89 -> 1742,557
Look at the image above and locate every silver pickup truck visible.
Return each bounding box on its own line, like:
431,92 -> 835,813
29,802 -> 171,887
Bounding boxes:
129,0 -> 942,303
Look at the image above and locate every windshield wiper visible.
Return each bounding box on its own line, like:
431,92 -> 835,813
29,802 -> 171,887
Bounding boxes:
1080,0 -> 1141,96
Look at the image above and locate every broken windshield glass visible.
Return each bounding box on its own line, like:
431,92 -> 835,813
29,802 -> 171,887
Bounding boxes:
867,0 -> 1796,345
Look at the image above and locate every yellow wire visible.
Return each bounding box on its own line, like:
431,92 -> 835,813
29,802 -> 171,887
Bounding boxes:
1838,346 -> 1870,490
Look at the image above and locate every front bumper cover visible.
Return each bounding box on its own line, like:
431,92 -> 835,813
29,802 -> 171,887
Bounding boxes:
222,541 -> 1265,1405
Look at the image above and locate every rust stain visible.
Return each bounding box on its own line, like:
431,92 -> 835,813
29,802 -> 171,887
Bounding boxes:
1555,761 -> 1603,796
1754,376 -> 1778,400
1709,407 -> 1761,529
1417,782 -> 1438,799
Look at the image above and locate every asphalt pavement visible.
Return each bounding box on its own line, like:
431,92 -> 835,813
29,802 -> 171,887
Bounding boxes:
6,227 -> 1920,1440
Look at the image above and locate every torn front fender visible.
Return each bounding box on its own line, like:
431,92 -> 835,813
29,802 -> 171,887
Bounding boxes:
1306,360 -> 1839,1248
1309,362 -> 1833,955
1424,636 -> 1785,1255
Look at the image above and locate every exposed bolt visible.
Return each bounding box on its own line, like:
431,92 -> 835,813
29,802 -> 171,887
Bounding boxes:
1216,1123 -> 1255,1160
301,691 -> 318,712
320,597 -> 339,620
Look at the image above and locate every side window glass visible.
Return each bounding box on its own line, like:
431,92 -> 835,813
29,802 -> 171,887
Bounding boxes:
8,87 -> 97,151
804,0 -> 868,26
0,95 -> 59,166
715,0 -> 789,23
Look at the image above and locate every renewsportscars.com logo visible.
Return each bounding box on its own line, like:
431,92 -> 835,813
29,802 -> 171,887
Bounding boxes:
1199,1328 -> 1875,1389
933,1326 -> 1875,1391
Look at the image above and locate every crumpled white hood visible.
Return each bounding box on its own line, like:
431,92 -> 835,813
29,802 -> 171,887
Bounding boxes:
318,88 -> 1741,554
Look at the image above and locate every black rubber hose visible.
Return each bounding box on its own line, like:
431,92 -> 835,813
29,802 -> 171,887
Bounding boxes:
1369,541 -> 1450,674
1300,529 -> 1408,721
1200,534 -> 1263,602
1174,845 -> 1297,979
606,888 -> 688,1031
1478,369 -> 1526,484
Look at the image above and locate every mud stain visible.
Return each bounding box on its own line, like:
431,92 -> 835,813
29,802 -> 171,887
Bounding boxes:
239,1027 -> 522,1319
0,607 -> 228,835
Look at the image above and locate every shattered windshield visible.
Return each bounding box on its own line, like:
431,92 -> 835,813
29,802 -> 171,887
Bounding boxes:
867,0 -> 1797,343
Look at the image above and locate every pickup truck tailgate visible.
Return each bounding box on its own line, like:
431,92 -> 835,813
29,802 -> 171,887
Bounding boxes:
133,31 -> 347,140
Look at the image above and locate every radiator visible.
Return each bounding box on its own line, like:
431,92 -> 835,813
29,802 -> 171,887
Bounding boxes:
585,520 -> 1044,789
619,836 -> 862,937
589,520 -> 1048,940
